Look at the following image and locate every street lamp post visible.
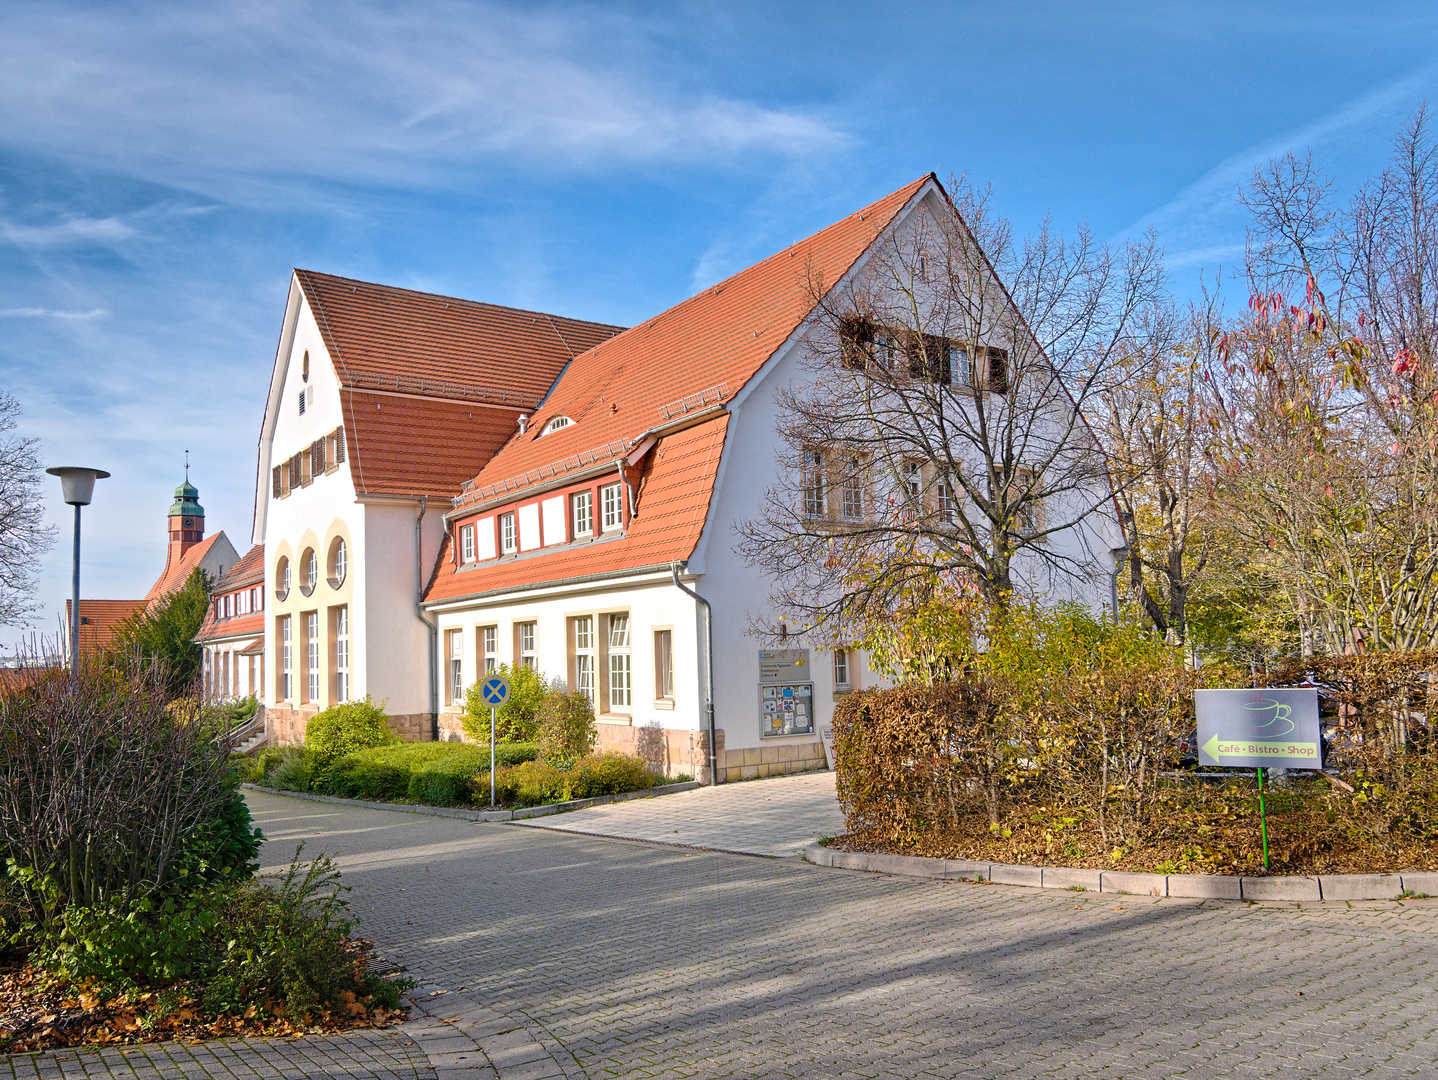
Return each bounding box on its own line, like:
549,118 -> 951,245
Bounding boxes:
46,467 -> 110,674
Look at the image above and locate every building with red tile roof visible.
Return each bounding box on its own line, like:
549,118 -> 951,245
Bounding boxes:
195,544 -> 266,702
252,271 -> 624,745
248,175 -> 1121,781
68,472 -> 238,663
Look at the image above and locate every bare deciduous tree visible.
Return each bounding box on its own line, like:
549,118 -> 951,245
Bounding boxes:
0,392 -> 56,627
739,176 -> 1162,640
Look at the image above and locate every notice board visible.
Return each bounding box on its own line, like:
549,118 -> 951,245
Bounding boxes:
1194,688 -> 1322,769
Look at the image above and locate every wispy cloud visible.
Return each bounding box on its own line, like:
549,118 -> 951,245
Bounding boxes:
1,217 -> 136,248
0,0 -> 846,202
1121,60 -> 1438,271
0,306 -> 108,319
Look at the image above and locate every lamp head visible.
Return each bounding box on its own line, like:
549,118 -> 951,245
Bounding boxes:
46,466 -> 110,506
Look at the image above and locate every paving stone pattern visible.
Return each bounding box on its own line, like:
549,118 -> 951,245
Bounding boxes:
244,789 -> 1438,1079
2,1028 -> 434,1079
514,768 -> 847,856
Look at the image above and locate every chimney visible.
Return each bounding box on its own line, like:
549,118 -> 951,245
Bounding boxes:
517,413 -> 529,434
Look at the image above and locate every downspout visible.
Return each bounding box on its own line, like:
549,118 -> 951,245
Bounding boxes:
415,496 -> 439,740
671,562 -> 718,785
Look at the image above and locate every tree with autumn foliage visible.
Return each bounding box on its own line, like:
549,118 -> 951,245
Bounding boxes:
1201,108 -> 1438,654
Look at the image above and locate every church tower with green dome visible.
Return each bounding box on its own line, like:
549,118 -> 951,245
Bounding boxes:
168,462 -> 206,553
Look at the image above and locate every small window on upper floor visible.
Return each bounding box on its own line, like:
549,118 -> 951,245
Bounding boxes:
460,523 -> 475,563
541,416 -> 572,435
297,390 -> 306,416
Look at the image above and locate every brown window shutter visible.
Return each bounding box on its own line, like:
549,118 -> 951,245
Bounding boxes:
288,454 -> 301,488
838,313 -> 875,371
333,427 -> 346,463
272,466 -> 282,498
987,348 -> 1009,394
311,438 -> 325,475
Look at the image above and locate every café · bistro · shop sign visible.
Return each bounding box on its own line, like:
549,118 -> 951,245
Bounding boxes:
1194,688 -> 1322,770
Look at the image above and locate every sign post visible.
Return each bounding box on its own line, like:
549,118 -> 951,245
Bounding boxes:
479,674 -> 511,808
1194,687 -> 1322,869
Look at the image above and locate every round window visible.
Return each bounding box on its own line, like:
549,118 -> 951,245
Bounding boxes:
328,536 -> 348,588
300,548 -> 318,596
275,557 -> 290,601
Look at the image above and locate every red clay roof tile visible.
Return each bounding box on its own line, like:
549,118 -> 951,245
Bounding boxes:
292,270 -> 624,498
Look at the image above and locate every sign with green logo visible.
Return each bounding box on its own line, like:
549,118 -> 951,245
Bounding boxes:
1194,688 -> 1321,770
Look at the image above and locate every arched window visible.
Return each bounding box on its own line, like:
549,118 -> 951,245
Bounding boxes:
275,557 -> 290,601
542,416 -> 572,435
299,548 -> 318,596
328,536 -> 348,588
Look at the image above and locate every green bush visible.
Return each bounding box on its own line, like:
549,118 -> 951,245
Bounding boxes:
311,741 -> 540,805
482,759 -> 568,807
204,694 -> 260,733
305,697 -> 394,763
174,779 -> 264,884
563,752 -> 657,799
202,850 -> 409,1021
39,887 -> 225,984
269,753 -> 312,792
462,663 -> 549,743
537,691 -> 597,764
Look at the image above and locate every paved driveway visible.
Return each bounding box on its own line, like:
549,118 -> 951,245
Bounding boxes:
515,769 -> 846,856
230,790 -> 1438,1080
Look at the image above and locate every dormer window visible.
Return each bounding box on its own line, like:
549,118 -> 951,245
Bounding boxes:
541,416 -> 572,435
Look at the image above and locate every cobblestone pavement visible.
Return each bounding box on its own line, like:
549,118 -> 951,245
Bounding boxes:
514,769 -> 846,856
240,789 -> 1438,1079
3,1028 -> 436,1079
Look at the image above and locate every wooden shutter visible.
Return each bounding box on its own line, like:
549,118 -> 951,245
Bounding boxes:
288,454 -> 301,488
311,438 -> 325,475
333,427 -> 346,463
986,348 -> 1009,394
838,314 -> 875,371
272,466 -> 282,498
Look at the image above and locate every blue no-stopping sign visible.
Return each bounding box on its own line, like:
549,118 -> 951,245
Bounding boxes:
480,675 -> 510,707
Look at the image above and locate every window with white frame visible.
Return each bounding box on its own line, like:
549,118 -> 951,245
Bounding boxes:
600,483 -> 623,531
460,523 -> 475,563
499,513 -> 516,554
518,622 -> 536,670
937,472 -> 958,523
481,625 -> 498,673
571,490 -> 592,537
573,616 -> 595,703
306,611 -> 320,703
607,614 -> 631,710
902,460 -> 923,504
833,649 -> 851,692
654,629 -> 674,700
276,558 -> 290,601
222,594 -> 232,618
334,606 -> 349,703
252,586 -> 263,612
949,342 -> 974,385
1016,468 -> 1045,536
840,457 -> 865,521
279,615 -> 292,701
237,589 -> 249,615
802,450 -> 826,518
329,537 -> 347,587
447,628 -> 463,705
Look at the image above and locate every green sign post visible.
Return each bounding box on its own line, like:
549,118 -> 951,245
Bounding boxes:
1194,688 -> 1322,869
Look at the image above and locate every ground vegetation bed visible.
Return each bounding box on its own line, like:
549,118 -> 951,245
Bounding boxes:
0,663 -> 412,1053
830,607 -> 1438,877
249,686 -> 676,808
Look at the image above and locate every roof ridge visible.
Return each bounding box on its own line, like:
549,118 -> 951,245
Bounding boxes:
292,268 -> 626,332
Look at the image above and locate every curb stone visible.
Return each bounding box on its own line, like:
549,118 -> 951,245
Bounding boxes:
408,989 -> 574,1080
242,780 -> 701,822
803,843 -> 1435,901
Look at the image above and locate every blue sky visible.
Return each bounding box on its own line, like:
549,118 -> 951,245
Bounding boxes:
4,0 -> 1438,649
